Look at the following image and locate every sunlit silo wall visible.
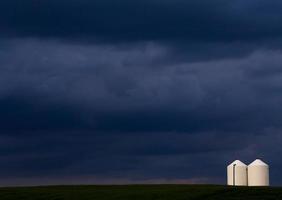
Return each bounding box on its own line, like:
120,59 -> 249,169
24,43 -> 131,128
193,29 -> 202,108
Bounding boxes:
248,159 -> 269,186
227,160 -> 248,186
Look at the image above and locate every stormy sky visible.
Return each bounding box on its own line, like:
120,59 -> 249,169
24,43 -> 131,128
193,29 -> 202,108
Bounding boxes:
1,0 -> 282,186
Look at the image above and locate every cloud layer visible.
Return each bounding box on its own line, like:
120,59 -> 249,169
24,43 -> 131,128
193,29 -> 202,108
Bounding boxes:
1,0 -> 282,186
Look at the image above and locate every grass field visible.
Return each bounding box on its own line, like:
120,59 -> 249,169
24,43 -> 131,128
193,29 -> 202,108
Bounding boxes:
0,185 -> 281,200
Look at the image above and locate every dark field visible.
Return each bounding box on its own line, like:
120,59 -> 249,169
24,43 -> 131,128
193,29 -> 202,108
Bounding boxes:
0,185 -> 281,200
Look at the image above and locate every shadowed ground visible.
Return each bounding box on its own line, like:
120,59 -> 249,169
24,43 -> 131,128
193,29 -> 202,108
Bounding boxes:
0,185 -> 281,200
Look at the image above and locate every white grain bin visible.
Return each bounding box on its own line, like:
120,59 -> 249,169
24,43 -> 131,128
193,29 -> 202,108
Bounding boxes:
248,159 -> 269,186
227,160 -> 248,186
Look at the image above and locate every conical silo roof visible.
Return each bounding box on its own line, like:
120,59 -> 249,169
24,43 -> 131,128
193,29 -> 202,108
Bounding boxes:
228,160 -> 247,167
248,159 -> 268,166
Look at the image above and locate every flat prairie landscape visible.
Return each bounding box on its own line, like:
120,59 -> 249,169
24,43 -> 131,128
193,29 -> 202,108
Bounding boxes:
0,185 -> 281,200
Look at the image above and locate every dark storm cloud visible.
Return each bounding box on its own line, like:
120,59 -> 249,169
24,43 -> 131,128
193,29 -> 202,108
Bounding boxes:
1,38 -> 282,185
0,130 -> 281,186
1,1 -> 282,186
1,0 -> 282,43
2,39 -> 282,133
0,94 -> 88,131
2,0 -> 282,63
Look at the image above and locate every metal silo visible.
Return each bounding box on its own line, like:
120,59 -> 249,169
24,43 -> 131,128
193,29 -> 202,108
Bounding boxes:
248,159 -> 269,186
227,160 -> 248,186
